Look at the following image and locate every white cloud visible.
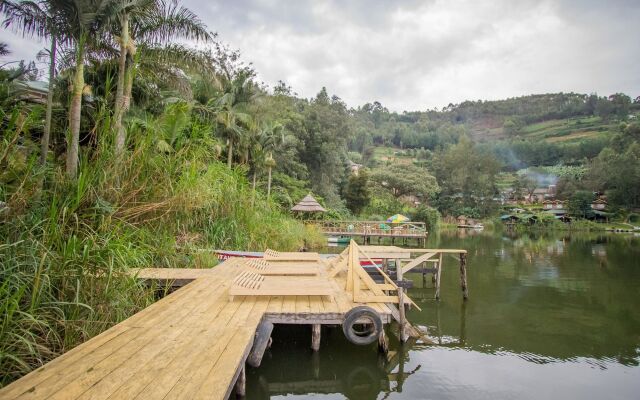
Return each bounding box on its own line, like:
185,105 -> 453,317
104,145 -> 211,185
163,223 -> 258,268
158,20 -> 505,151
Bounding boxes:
3,0 -> 639,110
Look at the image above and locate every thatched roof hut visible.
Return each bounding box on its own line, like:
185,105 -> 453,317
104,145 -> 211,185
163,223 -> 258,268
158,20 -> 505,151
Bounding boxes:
291,194 -> 326,213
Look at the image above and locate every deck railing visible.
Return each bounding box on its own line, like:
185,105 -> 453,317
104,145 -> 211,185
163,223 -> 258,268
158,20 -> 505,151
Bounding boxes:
305,220 -> 427,237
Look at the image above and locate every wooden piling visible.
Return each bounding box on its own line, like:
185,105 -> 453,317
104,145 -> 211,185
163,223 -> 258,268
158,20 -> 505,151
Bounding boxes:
459,253 -> 469,300
435,253 -> 443,300
235,366 -> 246,397
378,328 -> 389,354
396,258 -> 407,342
311,324 -> 321,351
248,320 -> 274,368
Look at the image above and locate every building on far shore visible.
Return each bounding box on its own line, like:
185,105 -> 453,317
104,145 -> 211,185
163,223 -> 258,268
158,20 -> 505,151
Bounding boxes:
529,185 -> 557,203
591,198 -> 607,210
543,200 -> 565,210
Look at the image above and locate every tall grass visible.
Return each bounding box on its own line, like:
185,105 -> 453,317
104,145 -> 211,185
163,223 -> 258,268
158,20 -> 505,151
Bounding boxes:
0,103 -> 322,386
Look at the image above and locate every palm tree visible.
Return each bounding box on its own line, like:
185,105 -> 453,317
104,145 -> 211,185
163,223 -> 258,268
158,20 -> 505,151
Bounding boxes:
215,106 -> 249,167
111,0 -> 153,156
243,120 -> 284,201
260,121 -> 284,199
213,73 -> 257,167
60,0 -> 120,178
1,0 -> 59,165
112,0 -> 212,157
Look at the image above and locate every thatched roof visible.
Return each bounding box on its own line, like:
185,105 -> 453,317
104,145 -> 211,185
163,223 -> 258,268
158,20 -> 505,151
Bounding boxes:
291,194 -> 326,213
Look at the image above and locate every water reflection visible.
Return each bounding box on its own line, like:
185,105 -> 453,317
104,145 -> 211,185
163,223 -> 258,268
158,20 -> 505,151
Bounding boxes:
410,229 -> 640,367
247,230 -> 640,399
246,325 -> 421,400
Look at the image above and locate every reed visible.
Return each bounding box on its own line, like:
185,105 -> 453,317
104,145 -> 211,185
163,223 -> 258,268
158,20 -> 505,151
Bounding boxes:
0,104 -> 322,386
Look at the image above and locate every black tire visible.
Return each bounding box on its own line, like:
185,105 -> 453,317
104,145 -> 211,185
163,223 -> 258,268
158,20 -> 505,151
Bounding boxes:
342,306 -> 383,345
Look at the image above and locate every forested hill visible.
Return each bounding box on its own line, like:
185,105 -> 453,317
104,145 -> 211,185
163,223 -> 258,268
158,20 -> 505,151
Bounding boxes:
352,92 -> 637,148
348,92 -> 639,169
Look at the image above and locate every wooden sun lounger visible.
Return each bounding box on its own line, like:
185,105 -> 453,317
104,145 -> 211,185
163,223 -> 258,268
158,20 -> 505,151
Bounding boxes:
246,259 -> 319,276
263,249 -> 320,262
229,271 -> 333,299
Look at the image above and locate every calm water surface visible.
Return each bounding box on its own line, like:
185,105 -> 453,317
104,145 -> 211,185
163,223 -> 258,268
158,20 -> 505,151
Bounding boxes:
246,230 -> 640,399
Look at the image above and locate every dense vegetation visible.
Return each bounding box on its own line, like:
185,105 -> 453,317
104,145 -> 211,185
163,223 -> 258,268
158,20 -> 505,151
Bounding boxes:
0,0 -> 639,387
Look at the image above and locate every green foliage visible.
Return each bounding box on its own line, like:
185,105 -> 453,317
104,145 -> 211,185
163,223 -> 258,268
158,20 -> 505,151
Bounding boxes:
0,104 -> 322,386
567,191 -> 595,218
362,190 -> 406,218
369,164 -> 439,199
503,117 -> 522,135
585,141 -> 640,208
432,137 -> 501,217
410,205 -> 440,231
270,172 -> 311,210
343,170 -> 370,215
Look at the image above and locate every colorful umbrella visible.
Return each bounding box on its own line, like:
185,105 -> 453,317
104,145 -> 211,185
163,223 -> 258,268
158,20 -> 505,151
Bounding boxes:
386,214 -> 409,223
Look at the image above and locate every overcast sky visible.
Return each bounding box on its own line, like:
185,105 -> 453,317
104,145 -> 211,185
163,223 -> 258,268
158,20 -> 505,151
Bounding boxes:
2,0 -> 639,111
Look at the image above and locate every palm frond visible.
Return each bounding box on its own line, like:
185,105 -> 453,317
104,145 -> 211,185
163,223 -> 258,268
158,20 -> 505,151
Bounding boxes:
0,41 -> 10,56
1,0 -> 50,39
134,0 -> 213,45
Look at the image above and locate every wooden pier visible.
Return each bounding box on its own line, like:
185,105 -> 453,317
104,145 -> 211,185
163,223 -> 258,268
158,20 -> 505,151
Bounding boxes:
0,242 -> 467,400
306,220 -> 428,246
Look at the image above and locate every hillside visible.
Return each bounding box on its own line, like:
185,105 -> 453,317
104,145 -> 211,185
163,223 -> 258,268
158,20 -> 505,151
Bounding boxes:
468,115 -> 619,143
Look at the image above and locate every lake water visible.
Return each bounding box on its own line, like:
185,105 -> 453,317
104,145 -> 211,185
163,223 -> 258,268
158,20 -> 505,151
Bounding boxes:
246,229 -> 640,399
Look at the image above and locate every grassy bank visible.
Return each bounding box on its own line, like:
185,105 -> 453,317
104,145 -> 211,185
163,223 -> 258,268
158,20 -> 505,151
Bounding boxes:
0,109 -> 322,386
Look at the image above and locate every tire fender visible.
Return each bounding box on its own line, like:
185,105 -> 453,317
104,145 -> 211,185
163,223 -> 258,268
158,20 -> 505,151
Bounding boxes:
342,306 -> 383,345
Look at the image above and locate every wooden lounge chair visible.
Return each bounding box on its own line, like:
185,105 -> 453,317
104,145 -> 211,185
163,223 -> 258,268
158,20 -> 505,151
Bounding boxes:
263,249 -> 320,262
229,271 -> 333,300
246,259 -> 319,276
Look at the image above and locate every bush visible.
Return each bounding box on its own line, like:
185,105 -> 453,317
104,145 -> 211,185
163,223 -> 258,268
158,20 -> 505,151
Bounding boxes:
411,205 -> 440,231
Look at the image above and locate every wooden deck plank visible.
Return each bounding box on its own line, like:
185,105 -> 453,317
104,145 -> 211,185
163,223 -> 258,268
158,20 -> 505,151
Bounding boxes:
1,244 -> 423,400
166,298 -> 267,400
295,296 -> 311,315
18,279 -> 226,400
266,295 -> 284,314
0,326 -> 133,399
93,289 -> 232,400
192,299 -> 271,400
282,295 -> 297,314
127,297 -> 250,399
109,296 -> 243,399
13,327 -> 147,400
309,295 -> 323,314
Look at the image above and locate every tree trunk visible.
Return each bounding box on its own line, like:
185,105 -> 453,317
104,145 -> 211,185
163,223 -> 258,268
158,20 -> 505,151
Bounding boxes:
227,139 -> 233,167
252,171 -> 257,208
66,45 -> 85,179
267,166 -> 272,198
114,13 -> 129,156
41,36 -> 56,165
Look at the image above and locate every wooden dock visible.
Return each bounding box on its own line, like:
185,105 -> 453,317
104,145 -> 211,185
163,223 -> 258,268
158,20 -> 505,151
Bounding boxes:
306,220 -> 428,246
0,242 -> 467,400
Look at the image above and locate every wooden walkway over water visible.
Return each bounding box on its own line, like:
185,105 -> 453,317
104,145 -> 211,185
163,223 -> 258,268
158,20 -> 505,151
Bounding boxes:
0,243 -> 467,400
307,220 -> 428,246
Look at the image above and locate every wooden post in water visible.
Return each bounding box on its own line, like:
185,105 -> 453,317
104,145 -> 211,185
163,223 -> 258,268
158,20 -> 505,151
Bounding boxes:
459,253 -> 469,300
235,366 -> 246,397
396,258 -> 407,342
378,328 -> 389,354
435,253 -> 443,300
311,324 -> 321,351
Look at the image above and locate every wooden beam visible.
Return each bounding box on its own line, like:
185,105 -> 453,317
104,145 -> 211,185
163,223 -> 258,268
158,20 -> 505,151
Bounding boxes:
401,252 -> 438,275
